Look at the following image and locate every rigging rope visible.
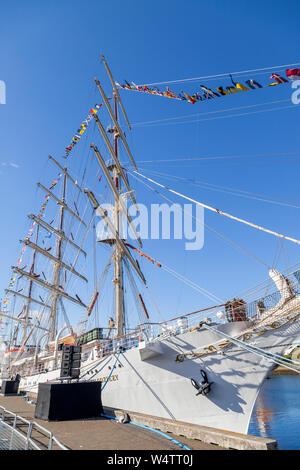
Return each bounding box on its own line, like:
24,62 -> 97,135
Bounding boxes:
132,103 -> 298,128
131,169 -> 300,302
133,99 -> 290,127
161,265 -> 224,304
82,253 -> 114,332
129,171 -> 270,268
137,167 -> 300,209
101,349 -> 122,391
123,258 -> 149,324
140,61 -> 300,86
11,291 -> 56,363
203,323 -> 300,374
133,171 -> 300,247
122,176 -> 226,303
231,262 -> 300,301
133,151 -> 300,165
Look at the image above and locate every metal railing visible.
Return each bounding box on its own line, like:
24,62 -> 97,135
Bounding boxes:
243,285 -> 300,320
0,406 -> 68,450
12,270 -> 300,369
97,331 -> 141,357
94,269 -> 300,358
0,420 -> 39,450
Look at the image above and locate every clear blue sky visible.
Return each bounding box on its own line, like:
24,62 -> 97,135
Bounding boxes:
1,0 -> 300,327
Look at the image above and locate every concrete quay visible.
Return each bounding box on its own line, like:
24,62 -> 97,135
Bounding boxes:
103,406 -> 278,451
0,395 -> 277,450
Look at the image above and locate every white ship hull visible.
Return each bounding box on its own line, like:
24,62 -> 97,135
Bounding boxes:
17,298 -> 300,435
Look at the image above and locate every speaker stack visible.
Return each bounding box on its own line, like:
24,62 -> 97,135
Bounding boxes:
34,382 -> 103,421
60,344 -> 81,380
34,344 -> 103,421
0,375 -> 20,396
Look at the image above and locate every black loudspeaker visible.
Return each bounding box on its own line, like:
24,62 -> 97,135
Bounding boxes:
60,344 -> 82,379
1,380 -> 20,395
34,381 -> 103,421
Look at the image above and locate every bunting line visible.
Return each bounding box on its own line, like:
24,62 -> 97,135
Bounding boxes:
116,68 -> 300,104
63,103 -> 102,158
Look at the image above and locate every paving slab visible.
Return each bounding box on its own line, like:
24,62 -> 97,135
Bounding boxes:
0,395 -> 225,450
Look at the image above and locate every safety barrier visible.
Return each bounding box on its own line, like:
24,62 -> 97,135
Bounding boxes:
0,420 -> 39,450
0,406 -> 68,450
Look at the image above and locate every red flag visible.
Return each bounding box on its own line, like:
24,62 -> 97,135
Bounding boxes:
286,68 -> 300,80
270,73 -> 288,84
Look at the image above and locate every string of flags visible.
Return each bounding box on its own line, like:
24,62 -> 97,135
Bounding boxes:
63,104 -> 102,158
116,68 -> 300,104
0,175 -> 62,328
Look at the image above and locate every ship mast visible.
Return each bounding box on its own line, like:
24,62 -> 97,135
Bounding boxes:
112,94 -> 125,336
49,170 -> 66,341
9,161 -> 88,357
21,226 -> 39,344
86,55 -> 147,337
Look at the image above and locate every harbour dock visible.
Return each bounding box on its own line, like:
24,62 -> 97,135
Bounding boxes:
0,394 -> 277,450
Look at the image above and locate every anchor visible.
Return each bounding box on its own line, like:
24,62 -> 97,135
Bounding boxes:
190,369 -> 213,396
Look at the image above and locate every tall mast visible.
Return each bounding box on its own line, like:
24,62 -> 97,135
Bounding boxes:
113,93 -> 124,336
21,226 -> 39,344
90,56 -> 145,337
6,161 -> 87,365
49,170 -> 67,341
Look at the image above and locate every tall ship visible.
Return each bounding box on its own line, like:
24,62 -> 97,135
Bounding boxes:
1,56 -> 300,435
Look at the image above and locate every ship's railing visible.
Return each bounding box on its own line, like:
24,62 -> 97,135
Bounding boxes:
136,304 -> 225,342
95,306 -> 223,356
23,366 -> 46,376
243,286 -> 300,320
8,363 -> 46,378
227,270 -> 300,321
97,329 -> 143,357
0,406 -> 68,450
92,269 -> 300,356
134,270 -> 300,339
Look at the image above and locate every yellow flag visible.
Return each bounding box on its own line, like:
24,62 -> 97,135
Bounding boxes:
236,83 -> 249,91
